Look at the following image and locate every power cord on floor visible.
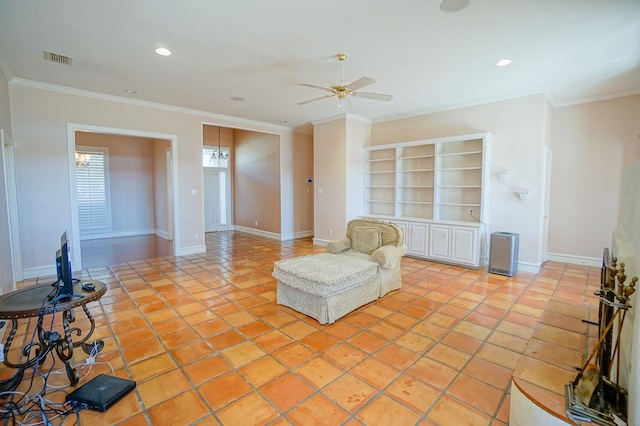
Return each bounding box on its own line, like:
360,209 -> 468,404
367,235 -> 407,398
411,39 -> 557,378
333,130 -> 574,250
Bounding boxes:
0,293 -> 98,425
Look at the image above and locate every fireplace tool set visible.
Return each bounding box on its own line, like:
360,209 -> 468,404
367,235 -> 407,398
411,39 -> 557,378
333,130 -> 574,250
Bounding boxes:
566,250 -> 637,425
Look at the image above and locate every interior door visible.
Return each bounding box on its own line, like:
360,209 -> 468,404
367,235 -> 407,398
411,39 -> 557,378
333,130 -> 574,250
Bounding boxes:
203,168 -> 230,232
203,168 -> 220,232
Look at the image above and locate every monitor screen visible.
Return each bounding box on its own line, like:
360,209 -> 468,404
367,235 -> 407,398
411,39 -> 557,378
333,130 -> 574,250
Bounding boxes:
58,231 -> 74,298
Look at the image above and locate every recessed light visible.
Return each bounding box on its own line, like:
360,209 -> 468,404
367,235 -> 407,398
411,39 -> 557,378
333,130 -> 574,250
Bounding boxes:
496,58 -> 512,67
124,89 -> 138,94
279,120 -> 288,124
154,47 -> 172,56
230,96 -> 245,102
440,0 -> 469,13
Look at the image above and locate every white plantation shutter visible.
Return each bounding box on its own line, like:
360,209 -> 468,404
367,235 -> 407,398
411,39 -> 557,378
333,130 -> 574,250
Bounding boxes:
76,147 -> 111,232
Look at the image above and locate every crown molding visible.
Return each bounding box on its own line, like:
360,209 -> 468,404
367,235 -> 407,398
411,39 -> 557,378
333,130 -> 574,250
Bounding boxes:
552,88 -> 640,108
9,78 -> 292,134
310,112 -> 371,127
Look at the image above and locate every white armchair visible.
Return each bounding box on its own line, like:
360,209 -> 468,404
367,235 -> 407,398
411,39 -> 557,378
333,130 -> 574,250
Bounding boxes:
326,218 -> 407,296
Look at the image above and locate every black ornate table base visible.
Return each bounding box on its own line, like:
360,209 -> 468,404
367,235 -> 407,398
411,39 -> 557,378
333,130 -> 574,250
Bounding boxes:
0,280 -> 106,394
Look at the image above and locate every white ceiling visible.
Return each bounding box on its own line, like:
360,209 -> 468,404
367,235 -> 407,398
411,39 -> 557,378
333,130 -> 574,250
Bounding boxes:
1,0 -> 639,131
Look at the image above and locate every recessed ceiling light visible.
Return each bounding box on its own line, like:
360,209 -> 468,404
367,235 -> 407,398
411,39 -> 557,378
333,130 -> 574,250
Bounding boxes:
440,0 -> 469,13
279,120 -> 288,124
496,59 -> 513,67
230,96 -> 245,102
154,47 -> 172,56
124,89 -> 137,94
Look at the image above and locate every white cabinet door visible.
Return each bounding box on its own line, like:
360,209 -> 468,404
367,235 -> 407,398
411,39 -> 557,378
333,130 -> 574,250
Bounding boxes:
452,226 -> 478,266
407,222 -> 428,257
429,225 -> 450,260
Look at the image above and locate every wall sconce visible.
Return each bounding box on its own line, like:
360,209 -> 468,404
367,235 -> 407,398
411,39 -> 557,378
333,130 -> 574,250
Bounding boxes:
495,169 -> 511,182
514,188 -> 531,202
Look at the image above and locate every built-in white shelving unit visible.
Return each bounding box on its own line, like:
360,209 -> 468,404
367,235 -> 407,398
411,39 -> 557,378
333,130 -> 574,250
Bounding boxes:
363,133 -> 492,268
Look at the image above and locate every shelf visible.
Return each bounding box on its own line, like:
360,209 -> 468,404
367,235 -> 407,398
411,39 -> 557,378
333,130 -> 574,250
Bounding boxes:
366,157 -> 395,162
364,133 -> 490,228
400,169 -> 435,173
439,167 -> 482,171
399,201 -> 434,205
436,202 -> 481,207
439,150 -> 482,157
400,155 -> 435,160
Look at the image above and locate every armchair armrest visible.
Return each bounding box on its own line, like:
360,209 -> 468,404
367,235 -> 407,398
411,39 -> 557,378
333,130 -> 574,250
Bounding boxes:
372,244 -> 407,269
326,238 -> 351,254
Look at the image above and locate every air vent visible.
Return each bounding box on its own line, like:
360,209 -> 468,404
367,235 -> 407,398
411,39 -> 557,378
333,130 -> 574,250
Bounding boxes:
43,51 -> 72,66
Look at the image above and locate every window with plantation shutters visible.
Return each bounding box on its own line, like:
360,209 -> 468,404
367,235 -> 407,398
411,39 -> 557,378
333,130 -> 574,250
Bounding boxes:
75,146 -> 111,233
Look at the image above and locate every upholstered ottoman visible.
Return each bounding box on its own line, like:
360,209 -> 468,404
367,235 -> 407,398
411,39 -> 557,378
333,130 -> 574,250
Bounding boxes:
273,253 -> 382,324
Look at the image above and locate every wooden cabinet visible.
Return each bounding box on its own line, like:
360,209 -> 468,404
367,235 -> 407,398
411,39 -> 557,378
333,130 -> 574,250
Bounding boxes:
363,133 -> 490,268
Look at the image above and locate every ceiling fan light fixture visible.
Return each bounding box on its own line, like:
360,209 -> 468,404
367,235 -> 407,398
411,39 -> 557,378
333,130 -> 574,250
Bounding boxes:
298,53 -> 393,106
439,0 -> 469,13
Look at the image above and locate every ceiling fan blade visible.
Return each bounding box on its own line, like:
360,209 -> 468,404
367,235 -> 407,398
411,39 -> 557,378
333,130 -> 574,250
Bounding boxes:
298,94 -> 335,105
354,91 -> 393,102
347,76 -> 375,91
299,83 -> 335,94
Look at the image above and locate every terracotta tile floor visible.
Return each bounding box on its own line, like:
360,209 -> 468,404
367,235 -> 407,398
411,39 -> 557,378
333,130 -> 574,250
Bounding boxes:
2,231 -> 601,425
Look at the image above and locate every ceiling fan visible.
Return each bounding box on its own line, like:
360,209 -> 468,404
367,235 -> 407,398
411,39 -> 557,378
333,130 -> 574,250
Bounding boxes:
298,53 -> 393,106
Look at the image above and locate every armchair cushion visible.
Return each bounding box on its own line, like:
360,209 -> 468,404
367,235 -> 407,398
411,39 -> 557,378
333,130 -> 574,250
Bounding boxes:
351,226 -> 382,254
372,244 -> 408,269
347,218 -> 404,247
326,238 -> 351,254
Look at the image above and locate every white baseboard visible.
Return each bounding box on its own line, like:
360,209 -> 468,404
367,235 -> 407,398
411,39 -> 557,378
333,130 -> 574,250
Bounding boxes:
233,226 -> 313,241
23,265 -> 56,280
516,262 -> 541,274
176,245 -> 206,256
154,229 -> 170,240
281,230 -> 314,241
312,238 -> 330,246
79,229 -> 155,241
233,225 -> 281,240
546,252 -> 600,267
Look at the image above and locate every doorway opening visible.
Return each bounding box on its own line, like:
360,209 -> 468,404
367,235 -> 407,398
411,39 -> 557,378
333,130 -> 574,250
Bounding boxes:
67,123 -> 179,270
203,146 -> 231,232
202,125 -> 232,233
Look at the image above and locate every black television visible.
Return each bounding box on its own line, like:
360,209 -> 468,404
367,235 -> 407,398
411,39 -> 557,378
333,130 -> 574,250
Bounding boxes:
54,232 -> 76,301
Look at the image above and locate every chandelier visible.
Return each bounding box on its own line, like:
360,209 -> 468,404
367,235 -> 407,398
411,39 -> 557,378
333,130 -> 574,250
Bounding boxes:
210,126 -> 229,162
75,152 -> 91,168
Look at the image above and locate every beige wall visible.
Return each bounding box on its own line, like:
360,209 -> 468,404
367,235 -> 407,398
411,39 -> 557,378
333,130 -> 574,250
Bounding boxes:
0,66 -> 14,292
8,81 -> 301,277
233,129 -> 281,234
345,116 -> 369,222
549,95 -> 640,259
291,132 -> 314,235
203,125 -> 313,239
372,95 -> 548,269
152,138 -> 170,239
313,117 -> 348,242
